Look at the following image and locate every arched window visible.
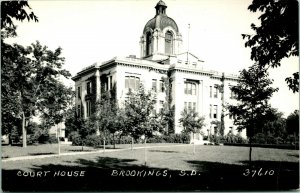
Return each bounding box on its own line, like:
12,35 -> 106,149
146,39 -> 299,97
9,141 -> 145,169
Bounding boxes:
146,32 -> 152,56
165,31 -> 173,54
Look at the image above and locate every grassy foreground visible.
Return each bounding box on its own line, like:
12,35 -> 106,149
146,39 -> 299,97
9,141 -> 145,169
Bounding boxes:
2,144 -> 299,191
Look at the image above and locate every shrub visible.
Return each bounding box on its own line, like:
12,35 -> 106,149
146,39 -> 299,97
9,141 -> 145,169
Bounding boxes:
69,131 -> 83,146
117,135 -> 134,144
84,135 -> 102,148
37,134 -> 50,144
47,135 -> 58,144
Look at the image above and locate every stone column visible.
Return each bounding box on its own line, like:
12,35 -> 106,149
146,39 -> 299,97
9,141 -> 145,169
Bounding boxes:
95,69 -> 101,101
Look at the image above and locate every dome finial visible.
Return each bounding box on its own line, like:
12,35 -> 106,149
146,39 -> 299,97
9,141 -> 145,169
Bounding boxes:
155,0 -> 167,15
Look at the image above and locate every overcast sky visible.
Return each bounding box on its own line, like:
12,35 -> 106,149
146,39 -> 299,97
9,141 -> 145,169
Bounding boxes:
5,0 -> 299,117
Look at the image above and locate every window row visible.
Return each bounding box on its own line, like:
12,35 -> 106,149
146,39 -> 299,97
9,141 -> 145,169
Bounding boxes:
184,101 -> 197,112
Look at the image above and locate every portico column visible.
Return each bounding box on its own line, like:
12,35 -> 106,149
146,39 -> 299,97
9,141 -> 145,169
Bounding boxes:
95,69 -> 101,101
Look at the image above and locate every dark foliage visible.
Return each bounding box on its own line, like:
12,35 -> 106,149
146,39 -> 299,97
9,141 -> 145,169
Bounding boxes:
243,0 -> 299,92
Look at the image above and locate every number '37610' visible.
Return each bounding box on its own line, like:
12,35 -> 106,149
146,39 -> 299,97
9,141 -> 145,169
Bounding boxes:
243,168 -> 275,177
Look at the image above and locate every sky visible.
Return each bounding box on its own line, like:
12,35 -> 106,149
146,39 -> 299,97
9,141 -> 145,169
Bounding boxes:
5,0 -> 299,117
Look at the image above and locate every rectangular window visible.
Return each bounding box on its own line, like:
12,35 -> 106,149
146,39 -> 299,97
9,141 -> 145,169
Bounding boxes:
193,102 -> 196,111
86,101 -> 90,117
109,76 -> 113,90
213,105 -> 218,119
185,82 -> 196,95
192,84 -> 196,95
209,104 -> 212,118
135,77 -> 140,90
214,85 -> 218,98
87,82 -> 91,95
125,76 -> 140,91
77,87 -> 81,99
159,80 -> 165,92
184,102 -> 187,110
125,76 -> 129,89
188,102 -> 192,111
152,79 -> 157,92
209,86 -> 212,98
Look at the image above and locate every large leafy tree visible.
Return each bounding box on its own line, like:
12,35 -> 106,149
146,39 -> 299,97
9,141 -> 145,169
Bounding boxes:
124,84 -> 162,142
243,0 -> 299,92
179,108 -> 205,154
96,92 -> 125,149
1,1 -> 38,39
259,108 -> 286,137
227,64 -> 278,162
1,41 -> 72,147
1,1 -> 73,147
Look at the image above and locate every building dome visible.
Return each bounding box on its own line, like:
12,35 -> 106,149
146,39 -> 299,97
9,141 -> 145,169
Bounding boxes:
143,15 -> 179,34
143,0 -> 179,34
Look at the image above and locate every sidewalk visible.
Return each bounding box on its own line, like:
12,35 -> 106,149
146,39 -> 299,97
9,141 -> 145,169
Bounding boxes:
2,144 -> 190,162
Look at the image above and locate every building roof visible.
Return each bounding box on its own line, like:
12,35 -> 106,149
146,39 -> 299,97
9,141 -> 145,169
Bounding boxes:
143,15 -> 179,34
155,0 -> 167,7
143,1 -> 179,34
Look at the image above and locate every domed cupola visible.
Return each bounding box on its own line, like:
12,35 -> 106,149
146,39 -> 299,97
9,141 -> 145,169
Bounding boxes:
140,0 -> 183,61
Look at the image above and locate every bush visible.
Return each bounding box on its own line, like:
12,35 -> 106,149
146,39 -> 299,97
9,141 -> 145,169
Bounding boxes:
146,133 -> 190,144
84,135 -> 102,148
117,135 -> 134,144
68,131 -> 83,146
47,135 -> 58,144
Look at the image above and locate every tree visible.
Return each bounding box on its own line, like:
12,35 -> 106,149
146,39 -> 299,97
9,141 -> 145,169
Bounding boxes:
124,84 -> 161,164
260,108 -> 286,137
227,64 -> 278,163
242,0 -> 299,92
158,77 -> 175,134
179,108 -> 205,154
124,85 -> 161,141
1,0 -> 38,39
286,110 -> 299,143
1,41 -> 72,147
96,92 -> 124,150
39,81 -> 74,128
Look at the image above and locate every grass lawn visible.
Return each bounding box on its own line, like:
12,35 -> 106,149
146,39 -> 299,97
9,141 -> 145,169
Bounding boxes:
1,143 -> 179,159
2,144 -> 299,191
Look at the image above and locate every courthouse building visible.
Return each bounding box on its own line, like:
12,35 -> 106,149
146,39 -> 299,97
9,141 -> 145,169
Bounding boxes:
72,0 -> 246,139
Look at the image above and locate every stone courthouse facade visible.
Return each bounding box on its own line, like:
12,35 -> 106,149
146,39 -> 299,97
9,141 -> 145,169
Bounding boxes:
72,1 -> 246,139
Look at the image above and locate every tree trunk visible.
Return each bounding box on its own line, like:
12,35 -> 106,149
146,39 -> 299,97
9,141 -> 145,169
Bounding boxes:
8,133 -> 12,146
113,133 -> 116,149
193,133 -> 195,155
144,138 -> 147,166
131,136 -> 133,150
22,111 -> 27,148
249,136 -> 252,165
57,124 -> 61,155
103,137 -> 106,153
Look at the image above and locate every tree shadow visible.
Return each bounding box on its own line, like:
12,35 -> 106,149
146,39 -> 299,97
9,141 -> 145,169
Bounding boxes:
68,149 -> 94,152
186,160 -> 299,191
2,157 -> 299,191
287,153 -> 299,158
28,153 -> 56,156
149,150 -> 178,153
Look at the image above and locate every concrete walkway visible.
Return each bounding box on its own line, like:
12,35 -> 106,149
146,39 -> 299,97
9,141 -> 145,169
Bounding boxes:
2,144 -> 191,162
